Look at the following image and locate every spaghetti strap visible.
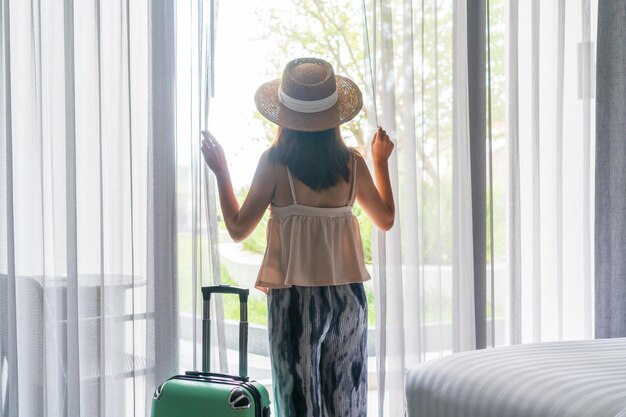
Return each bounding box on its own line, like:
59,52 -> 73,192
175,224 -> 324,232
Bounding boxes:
348,153 -> 358,205
286,167 -> 298,204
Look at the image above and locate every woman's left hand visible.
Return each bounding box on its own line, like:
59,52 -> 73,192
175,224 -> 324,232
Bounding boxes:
201,130 -> 229,178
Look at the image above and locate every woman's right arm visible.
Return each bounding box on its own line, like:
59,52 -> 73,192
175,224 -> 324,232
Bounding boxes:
201,130 -> 275,242
355,127 -> 395,231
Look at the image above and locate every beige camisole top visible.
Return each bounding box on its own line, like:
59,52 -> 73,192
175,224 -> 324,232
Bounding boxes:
255,154 -> 371,292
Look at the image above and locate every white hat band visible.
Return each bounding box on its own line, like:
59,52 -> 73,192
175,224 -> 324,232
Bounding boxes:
278,87 -> 338,113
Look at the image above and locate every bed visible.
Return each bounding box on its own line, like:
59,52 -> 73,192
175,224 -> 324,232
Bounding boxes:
405,338 -> 626,417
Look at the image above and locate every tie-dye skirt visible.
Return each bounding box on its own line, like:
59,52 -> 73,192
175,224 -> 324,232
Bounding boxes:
267,283 -> 368,417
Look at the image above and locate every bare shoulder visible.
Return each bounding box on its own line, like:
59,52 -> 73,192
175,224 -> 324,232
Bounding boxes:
350,149 -> 375,197
250,148 -> 277,186
259,148 -> 273,164
256,148 -> 276,173
350,147 -> 364,162
350,148 -> 368,175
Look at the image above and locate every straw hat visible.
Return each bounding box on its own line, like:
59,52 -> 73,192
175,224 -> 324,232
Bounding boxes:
254,57 -> 363,132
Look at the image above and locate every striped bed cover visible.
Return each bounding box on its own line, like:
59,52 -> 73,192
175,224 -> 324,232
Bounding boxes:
405,338 -> 626,417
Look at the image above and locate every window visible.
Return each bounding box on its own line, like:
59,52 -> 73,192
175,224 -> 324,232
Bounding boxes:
175,0 -> 377,411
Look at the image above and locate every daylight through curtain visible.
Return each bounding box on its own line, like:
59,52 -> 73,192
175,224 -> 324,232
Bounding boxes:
365,0 -> 598,415
0,1 -> 178,416
174,0 -> 228,376
365,0 -> 477,415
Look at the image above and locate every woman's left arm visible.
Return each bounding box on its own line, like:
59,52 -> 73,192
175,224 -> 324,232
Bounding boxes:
202,130 -> 274,242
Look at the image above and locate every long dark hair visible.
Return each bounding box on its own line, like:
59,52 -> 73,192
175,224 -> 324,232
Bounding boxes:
268,127 -> 351,191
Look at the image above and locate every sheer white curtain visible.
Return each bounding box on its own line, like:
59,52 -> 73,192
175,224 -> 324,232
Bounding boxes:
512,0 -> 596,343
366,0 -> 597,415
365,1 -> 476,415
174,0 -> 229,375
0,1 -> 177,416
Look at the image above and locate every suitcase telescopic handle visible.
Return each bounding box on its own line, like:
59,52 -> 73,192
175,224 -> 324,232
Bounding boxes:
201,285 -> 249,378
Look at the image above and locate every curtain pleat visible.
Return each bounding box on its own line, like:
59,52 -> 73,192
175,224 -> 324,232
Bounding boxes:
95,2 -> 106,415
555,0 -> 565,341
124,0 -> 138,412
530,0 -> 542,343
191,0 -> 200,372
149,0 -> 178,389
467,0 -> 487,350
581,0 -> 594,340
486,0 -> 495,348
506,0 -> 521,346
1,1 -> 19,416
452,0 -> 476,354
63,1 -> 82,415
594,0 -> 626,338
433,0 -> 444,356
199,0 -> 227,373
34,0 -> 49,415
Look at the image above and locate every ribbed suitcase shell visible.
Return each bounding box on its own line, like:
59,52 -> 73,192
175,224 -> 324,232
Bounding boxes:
151,286 -> 271,417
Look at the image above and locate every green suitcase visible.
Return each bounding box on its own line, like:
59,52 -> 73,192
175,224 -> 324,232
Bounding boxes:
151,285 -> 271,417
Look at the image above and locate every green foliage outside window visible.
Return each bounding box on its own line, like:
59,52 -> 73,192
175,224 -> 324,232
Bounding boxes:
204,0 -> 509,329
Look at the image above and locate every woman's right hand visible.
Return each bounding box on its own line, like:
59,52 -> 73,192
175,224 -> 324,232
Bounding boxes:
201,130 -> 229,179
356,127 -> 396,230
371,127 -> 394,164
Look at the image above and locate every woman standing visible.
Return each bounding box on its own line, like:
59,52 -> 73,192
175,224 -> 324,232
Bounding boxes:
202,57 -> 394,417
